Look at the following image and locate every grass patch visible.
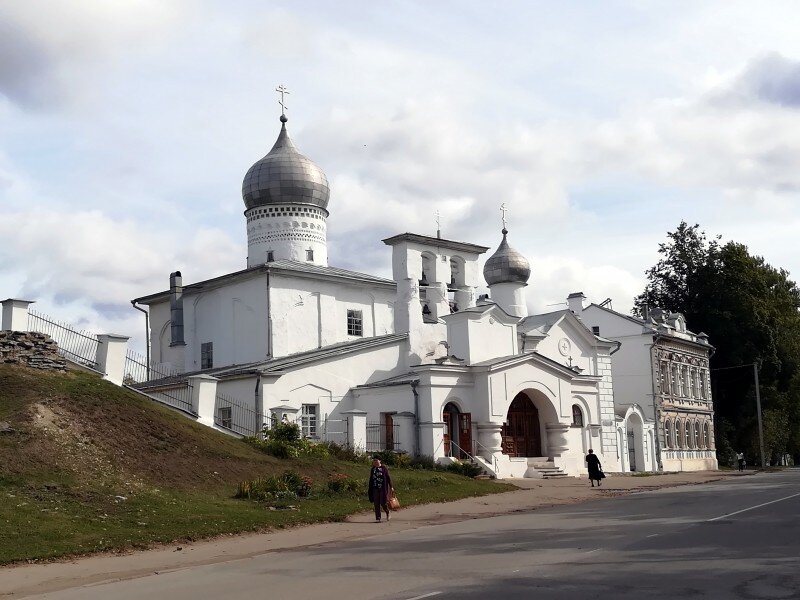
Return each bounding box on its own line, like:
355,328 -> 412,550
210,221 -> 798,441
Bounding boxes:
0,365 -> 512,563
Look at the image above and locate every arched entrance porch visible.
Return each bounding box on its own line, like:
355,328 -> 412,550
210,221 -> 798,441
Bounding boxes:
443,402 -> 472,459
502,393 -> 543,457
625,411 -> 645,472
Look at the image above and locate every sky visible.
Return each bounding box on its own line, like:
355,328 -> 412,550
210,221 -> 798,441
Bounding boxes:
2,0 -> 800,352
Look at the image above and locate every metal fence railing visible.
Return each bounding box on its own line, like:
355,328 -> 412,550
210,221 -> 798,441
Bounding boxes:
124,349 -> 182,385
27,309 -> 99,369
214,391 -> 259,437
366,422 -> 400,452
144,382 -> 195,414
322,417 -> 349,446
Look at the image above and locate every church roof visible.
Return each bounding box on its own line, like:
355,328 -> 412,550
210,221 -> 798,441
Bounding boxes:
241,117 -> 330,211
483,229 -> 530,286
382,233 -> 490,255
135,333 -> 409,385
133,261 -> 395,305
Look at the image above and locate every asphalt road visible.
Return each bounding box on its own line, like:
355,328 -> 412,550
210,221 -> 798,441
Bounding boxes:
27,470 -> 800,600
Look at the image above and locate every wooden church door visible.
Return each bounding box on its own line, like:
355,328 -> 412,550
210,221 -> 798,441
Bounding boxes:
458,413 -> 472,458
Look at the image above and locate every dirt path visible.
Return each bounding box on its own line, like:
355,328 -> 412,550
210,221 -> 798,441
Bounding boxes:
0,470 -> 749,598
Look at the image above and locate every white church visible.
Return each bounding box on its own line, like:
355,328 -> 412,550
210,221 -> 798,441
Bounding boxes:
131,111 -> 716,478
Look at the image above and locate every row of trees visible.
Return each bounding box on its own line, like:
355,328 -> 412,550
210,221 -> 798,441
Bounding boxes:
634,222 -> 800,465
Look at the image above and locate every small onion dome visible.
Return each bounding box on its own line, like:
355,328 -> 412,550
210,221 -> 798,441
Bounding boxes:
242,116 -> 330,211
483,228 -> 531,285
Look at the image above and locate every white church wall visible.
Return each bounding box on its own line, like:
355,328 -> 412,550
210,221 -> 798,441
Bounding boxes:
148,299 -> 185,371
182,275 -> 269,372
268,274 -> 395,358
261,341 -> 407,429
465,316 -> 517,364
535,319 -> 595,376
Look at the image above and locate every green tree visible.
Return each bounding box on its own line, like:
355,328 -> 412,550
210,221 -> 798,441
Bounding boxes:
635,223 -> 800,464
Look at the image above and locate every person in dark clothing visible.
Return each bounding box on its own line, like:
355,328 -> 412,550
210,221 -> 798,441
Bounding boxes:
367,457 -> 393,522
736,452 -> 745,471
585,449 -> 604,487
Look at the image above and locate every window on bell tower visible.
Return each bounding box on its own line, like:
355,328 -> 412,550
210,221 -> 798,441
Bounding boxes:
306,248 -> 314,262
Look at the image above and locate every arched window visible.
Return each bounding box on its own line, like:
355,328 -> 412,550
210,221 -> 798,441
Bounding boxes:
449,256 -> 466,288
664,420 -> 671,449
684,420 -> 692,449
694,421 -> 701,449
676,420 -> 684,449
571,404 -> 584,427
703,422 -> 710,449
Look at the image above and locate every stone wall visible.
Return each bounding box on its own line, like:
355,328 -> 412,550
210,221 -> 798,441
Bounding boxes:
0,331 -> 67,371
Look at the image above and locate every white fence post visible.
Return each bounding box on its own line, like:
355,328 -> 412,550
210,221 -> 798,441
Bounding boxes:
95,334 -> 130,385
1,299 -> 35,332
188,375 -> 218,425
343,409 -> 368,451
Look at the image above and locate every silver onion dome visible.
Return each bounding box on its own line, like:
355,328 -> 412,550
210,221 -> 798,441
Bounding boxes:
242,116 -> 330,211
483,228 -> 531,285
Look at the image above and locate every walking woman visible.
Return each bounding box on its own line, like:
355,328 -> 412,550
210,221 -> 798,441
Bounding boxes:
585,449 -> 604,487
368,456 -> 393,522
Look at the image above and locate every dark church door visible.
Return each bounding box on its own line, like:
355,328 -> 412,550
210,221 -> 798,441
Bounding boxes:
502,394 -> 542,457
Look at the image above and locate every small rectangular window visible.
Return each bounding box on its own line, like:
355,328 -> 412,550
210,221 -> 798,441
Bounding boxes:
306,248 -> 314,261
301,404 -> 318,438
267,251 -> 274,262
201,342 -> 213,369
218,406 -> 232,429
347,309 -> 363,336
591,326 -> 600,336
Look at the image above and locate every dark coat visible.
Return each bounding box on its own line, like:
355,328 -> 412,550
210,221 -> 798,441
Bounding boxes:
586,453 -> 603,480
367,465 -> 393,504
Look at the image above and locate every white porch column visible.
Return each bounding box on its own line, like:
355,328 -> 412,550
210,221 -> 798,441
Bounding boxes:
1,299 -> 34,332
343,409 -> 368,451
188,374 -> 219,425
95,334 -> 130,386
476,422 -> 504,459
393,411 -> 416,454
419,422 -> 446,459
546,422 -> 571,457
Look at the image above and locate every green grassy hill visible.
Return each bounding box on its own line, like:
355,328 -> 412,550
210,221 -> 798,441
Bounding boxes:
0,365 -> 509,564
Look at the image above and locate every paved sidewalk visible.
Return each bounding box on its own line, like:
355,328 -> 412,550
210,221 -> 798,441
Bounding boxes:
0,470 -> 749,598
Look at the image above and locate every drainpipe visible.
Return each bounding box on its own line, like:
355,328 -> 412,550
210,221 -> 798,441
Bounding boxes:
255,372 -> 263,439
131,300 -> 150,380
411,381 -> 420,457
266,271 -> 272,358
650,337 -> 664,471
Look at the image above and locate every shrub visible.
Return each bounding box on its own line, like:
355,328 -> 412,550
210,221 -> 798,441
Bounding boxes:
326,473 -> 362,494
264,440 -> 298,459
236,470 -> 313,501
409,454 -> 437,470
295,437 -> 331,458
280,470 -> 313,497
320,442 -> 369,463
265,422 -> 301,443
445,461 -> 484,478
371,451 -> 412,468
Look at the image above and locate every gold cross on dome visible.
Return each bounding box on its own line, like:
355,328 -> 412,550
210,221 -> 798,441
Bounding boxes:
500,202 -> 509,230
276,84 -> 290,116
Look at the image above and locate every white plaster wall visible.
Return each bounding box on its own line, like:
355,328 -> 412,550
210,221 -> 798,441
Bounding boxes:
269,274 -> 395,358
148,299 -> 185,371
246,204 -> 328,267
535,319 -> 595,375
262,341 -> 407,429
465,316 -> 517,364
182,275 -> 269,371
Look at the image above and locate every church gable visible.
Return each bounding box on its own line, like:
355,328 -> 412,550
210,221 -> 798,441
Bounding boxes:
535,312 -> 599,374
